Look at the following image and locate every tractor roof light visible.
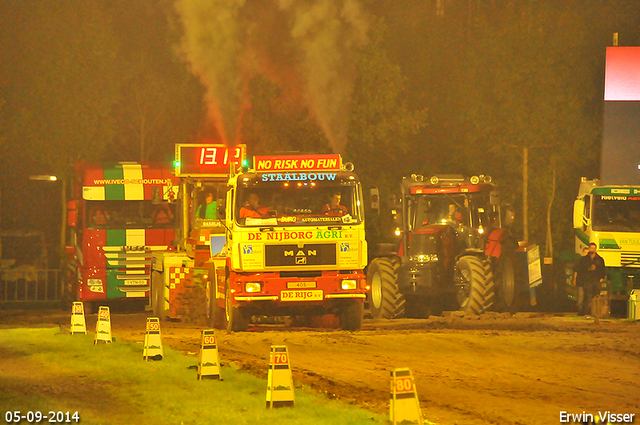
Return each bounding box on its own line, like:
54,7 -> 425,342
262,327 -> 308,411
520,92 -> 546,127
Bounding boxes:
470,175 -> 480,184
429,174 -> 465,185
411,174 -> 424,182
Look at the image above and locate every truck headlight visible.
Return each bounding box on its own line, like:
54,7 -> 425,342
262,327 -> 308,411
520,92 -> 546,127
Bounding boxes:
410,254 -> 438,263
87,279 -> 102,286
341,279 -> 357,290
245,282 -> 262,293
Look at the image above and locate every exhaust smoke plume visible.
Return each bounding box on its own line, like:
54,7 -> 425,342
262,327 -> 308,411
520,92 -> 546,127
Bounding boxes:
175,0 -> 369,152
175,0 -> 249,145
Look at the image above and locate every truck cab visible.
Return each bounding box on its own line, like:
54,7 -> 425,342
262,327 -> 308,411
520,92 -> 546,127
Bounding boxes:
220,154 -> 368,330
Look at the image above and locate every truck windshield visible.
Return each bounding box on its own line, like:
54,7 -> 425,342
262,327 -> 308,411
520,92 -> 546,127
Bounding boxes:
235,173 -> 361,226
413,194 -> 470,228
86,200 -> 176,229
593,195 -> 640,232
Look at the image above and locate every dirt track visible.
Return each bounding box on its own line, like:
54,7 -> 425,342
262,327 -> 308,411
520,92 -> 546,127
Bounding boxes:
2,310 -> 639,425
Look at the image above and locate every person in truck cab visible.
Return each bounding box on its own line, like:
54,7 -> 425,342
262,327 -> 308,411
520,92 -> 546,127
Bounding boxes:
197,191 -> 217,220
321,191 -> 348,216
152,203 -> 174,224
91,207 -> 111,226
240,192 -> 270,218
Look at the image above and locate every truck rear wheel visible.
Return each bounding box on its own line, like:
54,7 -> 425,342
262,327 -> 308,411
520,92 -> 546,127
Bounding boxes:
366,257 -> 404,319
339,301 -> 363,331
225,283 -> 248,332
456,256 -> 494,314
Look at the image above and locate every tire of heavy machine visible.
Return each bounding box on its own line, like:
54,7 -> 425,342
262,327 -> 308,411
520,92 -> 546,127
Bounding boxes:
494,249 -> 518,313
339,301 -> 364,331
366,257 -> 404,319
208,274 -> 227,329
151,270 -> 166,320
225,282 -> 248,332
456,256 -> 495,315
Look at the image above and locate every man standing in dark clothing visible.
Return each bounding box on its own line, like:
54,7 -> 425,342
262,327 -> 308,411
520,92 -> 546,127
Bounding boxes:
575,242 -> 607,316
573,247 -> 589,314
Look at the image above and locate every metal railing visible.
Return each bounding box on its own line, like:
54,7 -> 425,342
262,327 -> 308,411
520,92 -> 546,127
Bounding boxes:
0,268 -> 61,303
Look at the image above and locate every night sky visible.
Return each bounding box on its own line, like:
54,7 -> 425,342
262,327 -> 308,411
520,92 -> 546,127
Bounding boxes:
1,0 -> 640,264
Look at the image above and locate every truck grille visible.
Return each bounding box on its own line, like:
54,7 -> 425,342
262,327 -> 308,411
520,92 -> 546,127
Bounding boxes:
265,244 -> 336,267
104,250 -> 152,281
621,252 -> 640,267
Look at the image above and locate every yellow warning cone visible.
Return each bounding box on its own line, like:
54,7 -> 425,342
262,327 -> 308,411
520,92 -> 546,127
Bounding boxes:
197,330 -> 221,380
266,345 -> 295,408
143,317 -> 163,361
70,302 -> 87,335
390,368 -> 422,425
94,306 -> 112,344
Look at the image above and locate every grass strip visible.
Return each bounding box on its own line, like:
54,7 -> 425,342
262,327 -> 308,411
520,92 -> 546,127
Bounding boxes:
0,328 -> 386,425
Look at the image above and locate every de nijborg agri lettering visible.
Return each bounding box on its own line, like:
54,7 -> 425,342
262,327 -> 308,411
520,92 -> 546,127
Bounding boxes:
260,172 -> 337,182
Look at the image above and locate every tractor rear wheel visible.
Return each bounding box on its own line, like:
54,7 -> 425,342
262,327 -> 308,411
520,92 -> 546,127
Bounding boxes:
494,249 -> 518,312
366,257 -> 404,319
456,256 -> 494,314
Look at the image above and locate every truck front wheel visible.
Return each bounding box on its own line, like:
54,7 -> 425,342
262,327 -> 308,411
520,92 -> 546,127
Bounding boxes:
456,256 -> 495,314
225,283 -> 249,332
366,257 -> 404,319
208,274 -> 227,329
339,301 -> 363,331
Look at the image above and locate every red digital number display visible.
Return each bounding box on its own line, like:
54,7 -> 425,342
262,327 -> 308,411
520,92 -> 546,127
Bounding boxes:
176,144 -> 246,177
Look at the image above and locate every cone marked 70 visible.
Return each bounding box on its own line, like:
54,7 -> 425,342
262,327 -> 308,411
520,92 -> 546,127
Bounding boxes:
266,345 -> 294,408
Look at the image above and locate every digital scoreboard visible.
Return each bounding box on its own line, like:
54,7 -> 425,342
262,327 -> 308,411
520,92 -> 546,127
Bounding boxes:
175,144 -> 246,177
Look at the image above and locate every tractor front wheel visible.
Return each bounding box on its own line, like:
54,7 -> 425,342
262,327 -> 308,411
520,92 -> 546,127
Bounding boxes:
456,256 -> 495,314
366,257 -> 404,319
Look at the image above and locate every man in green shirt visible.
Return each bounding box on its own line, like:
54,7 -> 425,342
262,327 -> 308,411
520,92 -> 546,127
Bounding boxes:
197,191 -> 217,220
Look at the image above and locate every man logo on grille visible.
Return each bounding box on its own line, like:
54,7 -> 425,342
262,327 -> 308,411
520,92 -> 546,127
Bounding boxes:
284,249 -> 317,257
296,257 -> 307,264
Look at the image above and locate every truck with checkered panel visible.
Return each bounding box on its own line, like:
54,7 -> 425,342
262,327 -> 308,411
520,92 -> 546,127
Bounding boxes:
218,154 -> 368,331
65,162 -> 180,312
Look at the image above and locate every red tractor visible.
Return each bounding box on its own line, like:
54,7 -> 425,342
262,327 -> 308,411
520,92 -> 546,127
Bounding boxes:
367,174 -> 527,318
